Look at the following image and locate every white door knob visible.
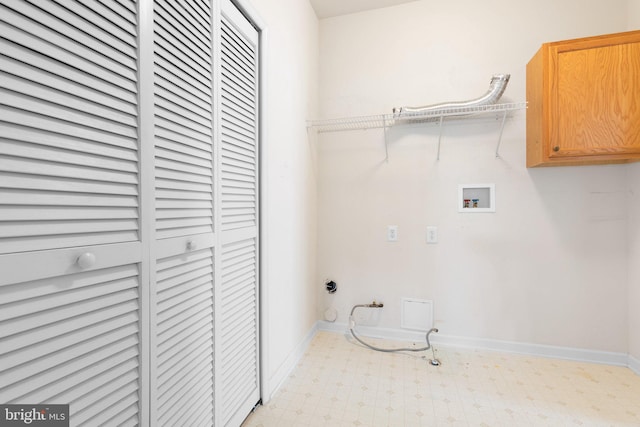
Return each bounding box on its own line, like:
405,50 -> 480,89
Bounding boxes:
76,252 -> 96,269
186,240 -> 196,251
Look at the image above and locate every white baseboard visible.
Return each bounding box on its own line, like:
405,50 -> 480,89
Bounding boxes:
630,354 -> 640,375
265,321 -> 638,400
317,320 -> 630,368
265,322 -> 318,402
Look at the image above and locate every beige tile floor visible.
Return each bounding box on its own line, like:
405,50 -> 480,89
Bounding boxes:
242,331 -> 640,427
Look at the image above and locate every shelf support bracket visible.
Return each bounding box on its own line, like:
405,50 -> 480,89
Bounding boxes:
436,115 -> 444,161
382,115 -> 389,162
495,110 -> 508,158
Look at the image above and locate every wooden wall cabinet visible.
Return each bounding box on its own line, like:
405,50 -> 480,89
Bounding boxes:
526,30 -> 640,167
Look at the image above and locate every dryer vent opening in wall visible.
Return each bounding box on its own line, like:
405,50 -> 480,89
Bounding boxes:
401,298 -> 434,331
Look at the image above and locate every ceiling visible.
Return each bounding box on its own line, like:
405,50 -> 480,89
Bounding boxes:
309,0 -> 420,19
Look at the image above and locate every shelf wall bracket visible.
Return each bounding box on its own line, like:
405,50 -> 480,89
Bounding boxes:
382,115 -> 389,162
494,110 -> 508,158
436,115 -> 444,161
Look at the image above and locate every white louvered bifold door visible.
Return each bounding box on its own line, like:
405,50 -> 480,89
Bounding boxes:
0,1 -> 143,425
216,1 -> 260,426
151,0 -> 216,425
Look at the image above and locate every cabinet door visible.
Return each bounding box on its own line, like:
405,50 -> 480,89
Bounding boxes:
216,1 -> 261,425
151,0 -> 216,425
549,36 -> 640,158
0,1 -> 144,425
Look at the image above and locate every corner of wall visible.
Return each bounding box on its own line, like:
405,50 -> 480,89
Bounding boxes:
264,322 -> 319,402
628,163 -> 640,362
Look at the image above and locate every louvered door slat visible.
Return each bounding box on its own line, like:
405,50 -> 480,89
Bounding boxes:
0,155 -> 137,183
154,116 -> 212,145
184,393 -> 214,427
155,154 -> 212,177
0,219 -> 137,238
155,94 -> 212,130
0,122 -> 138,157
221,41 -> 255,80
221,83 -> 256,118
221,162 -> 255,179
221,64 -> 255,103
0,91 -> 135,139
223,147 -> 255,165
69,367 -> 138,413
155,136 -> 212,162
221,71 -> 255,102
3,74 -> 136,126
72,0 -> 137,39
0,41 -> 135,103
162,374 -> 212,427
115,0 -> 136,14
221,86 -> 255,126
76,385 -> 138,426
155,176 -> 212,192
1,333 -> 137,399
154,0 -> 215,242
0,0 -> 140,257
222,118 -> 254,140
222,113 -> 255,140
1,175 -> 137,197
156,0 -> 210,49
0,189 -> 136,207
218,227 -> 259,426
155,247 -> 214,426
1,3 -> 136,76
159,345 -> 210,405
221,22 -> 255,60
221,132 -> 255,155
0,264 -> 141,424
20,349 -> 138,404
24,0 -> 136,57
220,48 -> 255,92
157,308 -> 212,361
154,56 -> 211,105
155,7 -> 211,66
220,23 -> 258,233
95,0 -> 137,25
155,82 -> 212,123
220,30 -> 255,80
0,24 -> 135,93
1,108 -> 137,152
2,138 -> 137,172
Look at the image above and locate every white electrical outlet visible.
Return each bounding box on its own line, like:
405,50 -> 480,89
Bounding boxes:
387,225 -> 398,242
426,226 -> 438,244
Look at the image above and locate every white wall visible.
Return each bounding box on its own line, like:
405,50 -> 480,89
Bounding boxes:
629,163 -> 640,363
628,0 -> 640,365
317,0 -> 631,353
243,0 -> 319,397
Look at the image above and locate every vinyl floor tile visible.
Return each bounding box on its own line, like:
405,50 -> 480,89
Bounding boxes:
242,332 -> 640,427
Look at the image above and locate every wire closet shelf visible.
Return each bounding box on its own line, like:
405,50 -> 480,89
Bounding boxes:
306,102 -> 527,160
307,102 -> 527,133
